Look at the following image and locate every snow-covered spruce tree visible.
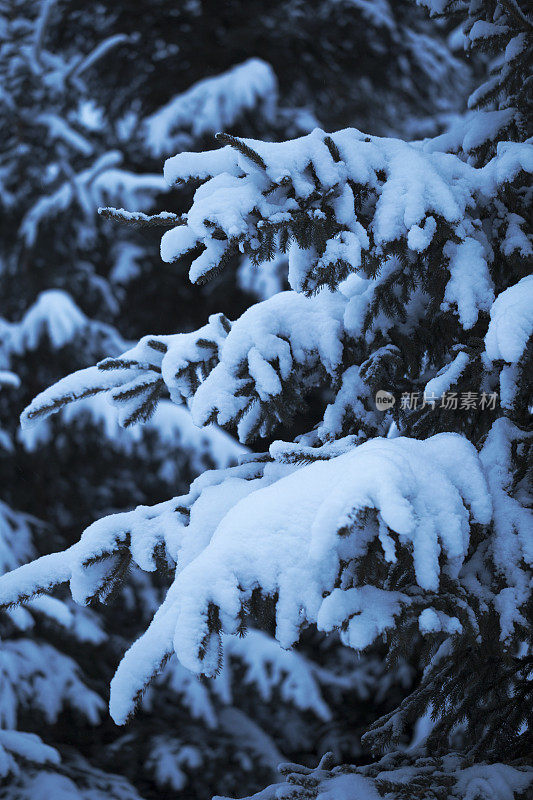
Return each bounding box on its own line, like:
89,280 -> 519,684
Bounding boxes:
0,3 -> 409,797
1,2 -> 532,800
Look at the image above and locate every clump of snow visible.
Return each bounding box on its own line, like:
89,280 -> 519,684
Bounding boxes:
191,291 -> 344,437
418,607 -> 462,635
485,275 -> 533,364
318,586 -> 407,651
0,731 -> 59,780
214,750 -> 533,800
425,110 -> 517,155
484,276 -> 533,408
2,291 -> 124,374
144,59 -> 277,157
442,236 -> 494,328
407,215 -> 437,252
19,290 -> 346,443
424,351 -> 470,399
454,763 -> 533,800
12,290 -> 87,350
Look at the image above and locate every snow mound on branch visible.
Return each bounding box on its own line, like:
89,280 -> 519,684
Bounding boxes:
424,109 -> 517,156
442,236 -> 494,329
3,290 -> 124,361
0,433 -> 491,723
191,290 -> 345,436
484,275 -> 533,408
424,351 -> 470,399
454,763 -> 533,800
106,433 -> 489,718
11,290 -> 88,351
318,586 -> 408,651
144,59 -> 277,157
0,731 -> 59,781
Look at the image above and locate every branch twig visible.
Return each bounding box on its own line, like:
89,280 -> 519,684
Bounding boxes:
98,207 -> 185,228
